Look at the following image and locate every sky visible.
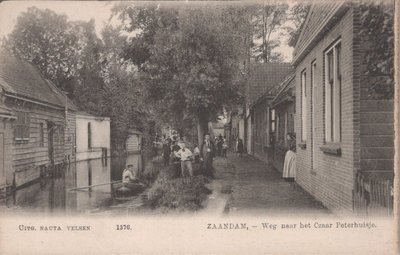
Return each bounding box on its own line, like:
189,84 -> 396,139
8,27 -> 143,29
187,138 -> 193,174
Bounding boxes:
0,1 -> 294,62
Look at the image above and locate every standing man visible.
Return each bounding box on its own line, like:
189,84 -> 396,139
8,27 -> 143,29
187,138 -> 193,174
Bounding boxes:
175,141 -> 194,177
200,134 -> 216,178
162,137 -> 172,166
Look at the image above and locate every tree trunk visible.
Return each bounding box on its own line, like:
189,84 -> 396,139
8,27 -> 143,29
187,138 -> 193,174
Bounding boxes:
197,109 -> 209,145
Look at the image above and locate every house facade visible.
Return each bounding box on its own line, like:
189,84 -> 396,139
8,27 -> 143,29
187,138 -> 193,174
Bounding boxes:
0,51 -> 70,188
246,62 -> 292,160
293,3 -> 394,215
75,112 -> 111,161
269,73 -> 296,172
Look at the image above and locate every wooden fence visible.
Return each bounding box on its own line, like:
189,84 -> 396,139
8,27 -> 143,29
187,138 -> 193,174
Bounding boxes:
353,172 -> 393,217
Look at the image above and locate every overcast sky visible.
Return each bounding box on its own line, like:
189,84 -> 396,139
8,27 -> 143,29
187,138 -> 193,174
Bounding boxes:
0,1 -> 294,62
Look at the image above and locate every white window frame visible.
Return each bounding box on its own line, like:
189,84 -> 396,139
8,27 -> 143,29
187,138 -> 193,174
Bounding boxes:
301,69 -> 307,142
324,39 -> 341,143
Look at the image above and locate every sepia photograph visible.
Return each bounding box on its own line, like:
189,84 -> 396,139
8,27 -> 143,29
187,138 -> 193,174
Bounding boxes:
0,0 -> 397,254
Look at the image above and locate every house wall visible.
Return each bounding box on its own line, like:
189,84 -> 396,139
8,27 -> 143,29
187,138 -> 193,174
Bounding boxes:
253,101 -> 269,162
126,134 -> 141,153
5,99 -> 65,187
272,101 -> 295,173
295,9 -> 355,214
246,115 -> 252,154
213,128 -> 225,138
64,111 -> 76,163
76,115 -> 110,161
0,119 -> 14,192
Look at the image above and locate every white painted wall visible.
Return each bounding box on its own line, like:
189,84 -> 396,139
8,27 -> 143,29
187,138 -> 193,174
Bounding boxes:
75,114 -> 110,161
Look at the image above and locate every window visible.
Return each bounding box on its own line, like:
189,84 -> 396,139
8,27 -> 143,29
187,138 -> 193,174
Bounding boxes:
270,109 -> 276,133
14,111 -> 30,141
88,122 -> 92,149
324,40 -> 341,143
284,111 -> 288,147
39,123 -> 44,146
276,114 -> 279,142
301,70 -> 307,141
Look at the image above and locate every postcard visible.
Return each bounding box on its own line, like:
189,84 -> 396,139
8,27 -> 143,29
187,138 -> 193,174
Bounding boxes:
0,0 -> 398,254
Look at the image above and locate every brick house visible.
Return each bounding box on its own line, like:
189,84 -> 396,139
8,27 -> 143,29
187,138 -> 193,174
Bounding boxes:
246,62 -> 292,159
269,73 -> 296,172
0,50 -> 72,188
293,2 -> 394,215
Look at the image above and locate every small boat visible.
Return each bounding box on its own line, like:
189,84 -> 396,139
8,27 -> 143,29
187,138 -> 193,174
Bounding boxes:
113,181 -> 146,200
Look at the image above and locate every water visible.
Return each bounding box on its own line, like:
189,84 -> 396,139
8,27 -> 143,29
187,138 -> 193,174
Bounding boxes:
0,153 -> 149,216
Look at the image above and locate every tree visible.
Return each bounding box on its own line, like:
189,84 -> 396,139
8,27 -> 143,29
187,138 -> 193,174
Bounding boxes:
3,7 -> 80,93
114,3 -> 248,144
359,2 -> 394,99
286,3 -> 311,48
99,24 -> 153,152
250,3 -> 289,62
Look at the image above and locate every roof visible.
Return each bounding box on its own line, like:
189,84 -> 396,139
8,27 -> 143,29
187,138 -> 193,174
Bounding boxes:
247,62 -> 292,107
292,2 -> 347,65
270,72 -> 295,108
0,50 -> 65,108
128,129 -> 143,135
45,79 -> 78,111
76,111 -> 110,121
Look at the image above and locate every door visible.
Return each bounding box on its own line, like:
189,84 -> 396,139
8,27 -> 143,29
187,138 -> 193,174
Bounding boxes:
47,122 -> 55,166
0,133 -> 4,186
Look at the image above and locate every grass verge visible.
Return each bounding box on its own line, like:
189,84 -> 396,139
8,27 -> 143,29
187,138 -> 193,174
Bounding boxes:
146,167 -> 212,212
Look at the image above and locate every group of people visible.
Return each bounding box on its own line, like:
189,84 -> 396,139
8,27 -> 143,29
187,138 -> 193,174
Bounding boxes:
214,134 -> 228,158
122,130 -> 296,186
160,133 -> 217,178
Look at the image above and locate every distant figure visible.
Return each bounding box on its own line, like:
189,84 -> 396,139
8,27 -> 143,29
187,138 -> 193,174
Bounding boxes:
216,134 -> 223,157
221,137 -> 228,158
237,139 -> 244,157
200,134 -> 216,178
283,133 -> 296,181
171,141 -> 181,164
162,138 -> 172,166
193,145 -> 200,163
175,141 -> 194,177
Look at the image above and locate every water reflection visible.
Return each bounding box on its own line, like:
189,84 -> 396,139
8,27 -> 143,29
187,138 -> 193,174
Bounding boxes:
1,153 -> 147,215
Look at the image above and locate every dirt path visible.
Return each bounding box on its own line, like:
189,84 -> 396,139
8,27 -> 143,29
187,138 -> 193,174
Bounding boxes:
204,152 -> 331,217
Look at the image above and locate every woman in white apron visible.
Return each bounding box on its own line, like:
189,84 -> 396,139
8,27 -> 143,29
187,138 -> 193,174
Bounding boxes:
283,133 -> 296,181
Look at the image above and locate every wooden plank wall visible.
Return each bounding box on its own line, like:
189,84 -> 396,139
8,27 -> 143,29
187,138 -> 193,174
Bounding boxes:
5,99 -> 65,186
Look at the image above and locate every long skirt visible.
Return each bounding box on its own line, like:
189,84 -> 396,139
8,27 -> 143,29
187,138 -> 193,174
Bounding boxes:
283,150 -> 296,179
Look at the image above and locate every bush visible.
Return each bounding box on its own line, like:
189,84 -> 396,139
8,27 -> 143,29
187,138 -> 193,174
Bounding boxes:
141,157 -> 164,184
146,172 -> 211,212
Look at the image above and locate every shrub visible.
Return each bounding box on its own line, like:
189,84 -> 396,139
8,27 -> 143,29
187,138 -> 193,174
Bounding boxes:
146,172 -> 211,212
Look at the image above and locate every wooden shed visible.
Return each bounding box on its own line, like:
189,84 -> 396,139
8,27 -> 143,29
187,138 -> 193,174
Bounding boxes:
0,50 -> 70,188
126,129 -> 143,154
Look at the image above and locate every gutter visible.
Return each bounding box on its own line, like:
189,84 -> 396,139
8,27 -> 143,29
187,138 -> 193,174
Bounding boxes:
4,92 -> 65,111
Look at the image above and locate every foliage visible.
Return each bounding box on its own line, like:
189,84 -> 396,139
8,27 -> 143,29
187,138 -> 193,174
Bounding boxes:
359,2 -> 394,99
4,7 -> 155,151
3,7 -> 80,94
286,3 -> 311,48
249,3 -> 289,62
113,3 -> 249,143
147,171 -> 211,211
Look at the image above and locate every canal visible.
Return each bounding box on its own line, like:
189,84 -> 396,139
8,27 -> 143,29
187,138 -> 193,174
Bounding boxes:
1,153 -> 151,216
